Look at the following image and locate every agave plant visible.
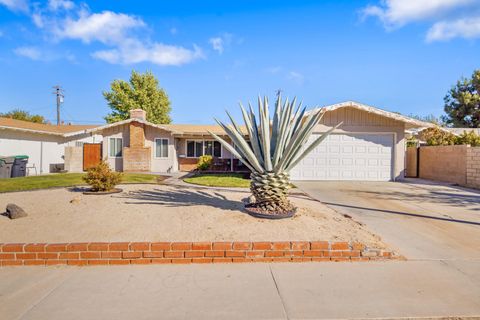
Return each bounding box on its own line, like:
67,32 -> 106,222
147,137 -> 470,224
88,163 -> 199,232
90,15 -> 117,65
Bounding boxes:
209,95 -> 339,214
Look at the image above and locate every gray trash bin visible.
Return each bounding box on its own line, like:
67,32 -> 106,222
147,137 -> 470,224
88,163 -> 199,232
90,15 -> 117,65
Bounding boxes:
11,155 -> 29,178
0,156 -> 15,179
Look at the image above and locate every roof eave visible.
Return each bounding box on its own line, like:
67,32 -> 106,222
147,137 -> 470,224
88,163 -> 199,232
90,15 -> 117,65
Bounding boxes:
0,126 -> 64,136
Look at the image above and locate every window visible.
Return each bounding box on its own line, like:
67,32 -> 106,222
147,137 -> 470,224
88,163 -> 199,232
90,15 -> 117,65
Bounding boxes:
155,139 -> 169,158
109,138 -> 123,157
186,140 -> 221,158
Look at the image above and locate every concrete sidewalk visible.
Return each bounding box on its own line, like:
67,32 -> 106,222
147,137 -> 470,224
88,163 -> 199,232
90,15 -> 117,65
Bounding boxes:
1,260 -> 479,319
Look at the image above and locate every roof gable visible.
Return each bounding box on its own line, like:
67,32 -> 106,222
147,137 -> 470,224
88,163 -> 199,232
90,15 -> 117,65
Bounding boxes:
314,101 -> 435,129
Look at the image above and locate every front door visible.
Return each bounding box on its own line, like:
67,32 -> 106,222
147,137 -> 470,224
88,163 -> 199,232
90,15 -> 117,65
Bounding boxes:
83,143 -> 102,171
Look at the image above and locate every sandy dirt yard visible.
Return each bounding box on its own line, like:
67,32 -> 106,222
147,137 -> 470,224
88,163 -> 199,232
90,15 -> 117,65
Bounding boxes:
0,184 -> 385,247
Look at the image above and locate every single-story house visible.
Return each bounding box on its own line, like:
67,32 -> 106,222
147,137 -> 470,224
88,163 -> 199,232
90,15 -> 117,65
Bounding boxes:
0,101 -> 433,181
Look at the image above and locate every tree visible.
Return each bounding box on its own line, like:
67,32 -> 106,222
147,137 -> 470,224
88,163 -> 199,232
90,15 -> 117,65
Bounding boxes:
408,114 -> 443,126
103,70 -> 171,124
442,70 -> 480,128
0,109 -> 47,124
209,95 -> 338,218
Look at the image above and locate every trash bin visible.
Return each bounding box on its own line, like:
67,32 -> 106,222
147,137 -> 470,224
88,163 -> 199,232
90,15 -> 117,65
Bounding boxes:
11,155 -> 29,178
0,156 -> 15,179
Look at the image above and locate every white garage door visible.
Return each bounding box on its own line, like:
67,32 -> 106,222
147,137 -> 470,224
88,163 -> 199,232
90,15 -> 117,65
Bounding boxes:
290,133 -> 394,181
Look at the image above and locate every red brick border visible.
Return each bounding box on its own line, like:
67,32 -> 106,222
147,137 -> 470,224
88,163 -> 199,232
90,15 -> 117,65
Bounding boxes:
0,241 -> 396,266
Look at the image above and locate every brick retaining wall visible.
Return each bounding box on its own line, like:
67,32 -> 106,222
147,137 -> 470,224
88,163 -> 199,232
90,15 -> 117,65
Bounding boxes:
0,241 -> 396,266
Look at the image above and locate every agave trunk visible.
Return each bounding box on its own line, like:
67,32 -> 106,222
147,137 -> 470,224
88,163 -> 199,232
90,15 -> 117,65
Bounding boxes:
250,171 -> 291,204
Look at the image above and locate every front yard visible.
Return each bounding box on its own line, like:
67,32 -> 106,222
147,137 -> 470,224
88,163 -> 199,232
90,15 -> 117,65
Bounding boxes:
0,173 -> 166,193
0,184 -> 385,247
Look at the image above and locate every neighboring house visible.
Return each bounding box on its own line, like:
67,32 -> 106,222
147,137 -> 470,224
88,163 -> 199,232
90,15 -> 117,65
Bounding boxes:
0,101 -> 433,181
0,117 -> 99,174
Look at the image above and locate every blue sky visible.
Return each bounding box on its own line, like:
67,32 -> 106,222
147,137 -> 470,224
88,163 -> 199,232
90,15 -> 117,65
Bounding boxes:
0,0 -> 479,124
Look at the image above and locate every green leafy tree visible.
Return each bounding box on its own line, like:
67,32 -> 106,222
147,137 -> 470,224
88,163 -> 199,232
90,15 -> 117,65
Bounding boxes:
103,70 -> 172,124
0,109 -> 47,123
442,70 -> 480,128
408,114 -> 443,126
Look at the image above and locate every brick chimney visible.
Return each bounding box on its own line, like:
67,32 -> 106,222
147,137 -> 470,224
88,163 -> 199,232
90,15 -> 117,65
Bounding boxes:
129,109 -> 146,121
123,108 -> 151,172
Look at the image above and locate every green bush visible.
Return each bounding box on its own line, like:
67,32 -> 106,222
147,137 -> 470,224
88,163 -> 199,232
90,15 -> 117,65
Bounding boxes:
197,155 -> 213,171
456,130 -> 480,146
83,160 -> 123,191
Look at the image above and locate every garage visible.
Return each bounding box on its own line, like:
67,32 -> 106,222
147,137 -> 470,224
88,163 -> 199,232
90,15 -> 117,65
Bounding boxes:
290,133 -> 394,181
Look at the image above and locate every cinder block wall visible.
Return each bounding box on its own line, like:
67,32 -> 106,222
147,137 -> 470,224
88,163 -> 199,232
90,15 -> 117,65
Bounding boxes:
64,146 -> 83,173
417,145 -> 480,189
419,145 -> 467,185
466,147 -> 480,189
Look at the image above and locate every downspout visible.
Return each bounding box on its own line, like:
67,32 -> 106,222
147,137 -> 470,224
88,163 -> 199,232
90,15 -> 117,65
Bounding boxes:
40,141 -> 44,174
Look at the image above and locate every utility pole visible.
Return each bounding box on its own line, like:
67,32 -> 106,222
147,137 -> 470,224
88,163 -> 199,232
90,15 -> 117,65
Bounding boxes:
52,85 -> 64,126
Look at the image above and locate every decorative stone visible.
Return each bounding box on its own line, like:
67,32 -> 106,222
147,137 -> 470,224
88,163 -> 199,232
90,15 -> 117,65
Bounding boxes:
6,203 -> 27,219
70,196 -> 82,204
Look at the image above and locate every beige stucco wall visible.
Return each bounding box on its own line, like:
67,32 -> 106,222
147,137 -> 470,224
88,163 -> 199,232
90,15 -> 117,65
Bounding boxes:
314,107 -> 406,180
419,145 -> 468,185
101,124 -> 129,172
145,126 -> 177,173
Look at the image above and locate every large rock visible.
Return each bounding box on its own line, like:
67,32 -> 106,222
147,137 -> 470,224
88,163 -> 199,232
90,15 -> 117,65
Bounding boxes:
6,203 -> 27,219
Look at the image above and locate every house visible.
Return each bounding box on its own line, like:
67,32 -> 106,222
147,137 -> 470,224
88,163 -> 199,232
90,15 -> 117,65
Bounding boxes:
0,101 -> 433,181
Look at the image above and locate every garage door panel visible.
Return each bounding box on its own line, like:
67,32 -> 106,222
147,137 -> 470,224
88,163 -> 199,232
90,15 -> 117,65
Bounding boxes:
291,133 -> 393,181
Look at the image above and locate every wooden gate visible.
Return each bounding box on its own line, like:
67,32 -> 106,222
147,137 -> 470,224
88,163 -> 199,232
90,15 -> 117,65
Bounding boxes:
83,143 -> 102,171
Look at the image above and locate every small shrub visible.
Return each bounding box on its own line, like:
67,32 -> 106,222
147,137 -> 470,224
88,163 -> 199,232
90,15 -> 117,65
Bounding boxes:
197,155 -> 213,171
83,160 -> 123,191
456,130 -> 480,146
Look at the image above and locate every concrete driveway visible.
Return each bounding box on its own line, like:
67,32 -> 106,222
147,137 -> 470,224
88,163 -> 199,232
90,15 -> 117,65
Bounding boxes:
295,179 -> 480,260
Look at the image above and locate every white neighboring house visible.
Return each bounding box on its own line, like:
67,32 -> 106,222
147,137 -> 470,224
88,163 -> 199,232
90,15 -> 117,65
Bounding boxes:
0,117 -> 99,175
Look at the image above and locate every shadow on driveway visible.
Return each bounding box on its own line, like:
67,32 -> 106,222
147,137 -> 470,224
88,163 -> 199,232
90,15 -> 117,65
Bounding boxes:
354,188 -> 480,211
322,201 -> 480,226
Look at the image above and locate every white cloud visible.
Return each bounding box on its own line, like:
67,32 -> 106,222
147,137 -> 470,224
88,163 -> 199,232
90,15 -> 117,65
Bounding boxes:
14,46 -> 41,60
209,32 -> 233,54
55,10 -> 145,44
0,0 -> 29,12
427,16 -> 480,41
13,45 -> 75,62
92,39 -> 204,66
6,3 -> 204,66
288,71 -> 304,85
361,0 -> 475,27
31,12 -> 44,27
209,37 -> 223,53
266,66 -> 282,74
48,0 -> 74,11
361,0 -> 480,41
170,27 -> 177,35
